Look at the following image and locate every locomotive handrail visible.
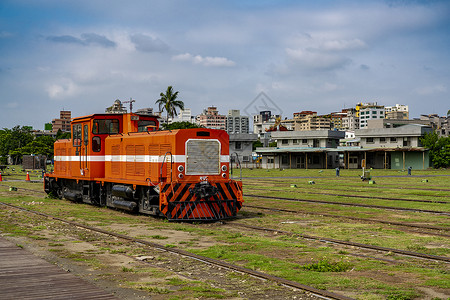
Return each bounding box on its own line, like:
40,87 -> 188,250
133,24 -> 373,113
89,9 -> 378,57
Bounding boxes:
160,151 -> 173,183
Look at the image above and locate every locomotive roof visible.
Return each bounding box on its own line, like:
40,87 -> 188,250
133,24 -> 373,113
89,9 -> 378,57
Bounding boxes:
71,113 -> 159,122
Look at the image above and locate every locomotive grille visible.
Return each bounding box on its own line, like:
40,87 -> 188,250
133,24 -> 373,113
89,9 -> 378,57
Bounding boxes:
186,140 -> 220,175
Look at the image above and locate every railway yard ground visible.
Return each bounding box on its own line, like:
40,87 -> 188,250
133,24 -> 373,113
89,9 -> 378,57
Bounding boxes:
0,167 -> 449,299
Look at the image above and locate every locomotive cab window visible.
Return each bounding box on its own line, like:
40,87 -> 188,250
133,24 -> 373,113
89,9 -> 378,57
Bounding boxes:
92,119 -> 120,134
92,136 -> 101,152
72,124 -> 82,146
138,120 -> 156,132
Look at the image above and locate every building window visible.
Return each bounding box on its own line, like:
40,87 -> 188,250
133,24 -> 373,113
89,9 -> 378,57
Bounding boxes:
380,137 -> 386,143
281,155 -> 288,164
235,142 -> 242,150
293,139 -> 299,145
243,156 -> 250,162
302,139 -> 308,144
267,157 -> 274,164
390,137 -> 397,143
282,139 -> 289,145
366,137 -> 374,143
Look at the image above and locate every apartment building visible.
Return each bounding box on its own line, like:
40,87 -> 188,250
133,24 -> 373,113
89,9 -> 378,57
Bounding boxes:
357,102 -> 385,128
253,111 -> 282,134
281,111 -> 331,131
51,110 -> 71,132
385,104 -> 409,120
196,106 -> 226,130
226,110 -> 249,134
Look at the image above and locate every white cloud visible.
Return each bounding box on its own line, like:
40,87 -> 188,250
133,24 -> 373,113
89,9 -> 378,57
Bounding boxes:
46,80 -> 78,99
172,53 -> 236,67
414,84 -> 447,95
286,48 -> 350,71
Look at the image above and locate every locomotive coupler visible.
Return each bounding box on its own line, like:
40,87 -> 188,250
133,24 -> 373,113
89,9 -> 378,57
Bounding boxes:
189,181 -> 219,199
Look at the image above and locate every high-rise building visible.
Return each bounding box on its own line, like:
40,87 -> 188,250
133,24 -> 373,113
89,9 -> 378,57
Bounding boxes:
356,102 -> 385,129
341,108 -> 359,130
171,108 -> 195,123
196,106 -> 226,130
253,111 -> 282,133
51,110 -> 71,132
226,110 -> 249,134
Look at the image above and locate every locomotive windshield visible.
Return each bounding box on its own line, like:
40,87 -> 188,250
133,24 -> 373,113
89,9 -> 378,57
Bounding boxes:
92,119 -> 120,134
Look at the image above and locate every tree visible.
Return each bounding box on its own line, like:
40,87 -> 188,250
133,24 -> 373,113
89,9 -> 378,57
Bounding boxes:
0,126 -> 34,164
420,132 -> 450,168
161,121 -> 202,130
56,129 -> 71,140
252,139 -> 263,150
155,86 -> 184,123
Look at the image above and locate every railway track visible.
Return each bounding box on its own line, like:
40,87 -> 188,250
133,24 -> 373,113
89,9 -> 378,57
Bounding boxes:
224,222 -> 450,263
2,185 -> 448,235
245,179 -> 450,193
245,185 -> 449,204
243,204 -> 450,237
0,201 -> 353,300
245,194 -> 450,216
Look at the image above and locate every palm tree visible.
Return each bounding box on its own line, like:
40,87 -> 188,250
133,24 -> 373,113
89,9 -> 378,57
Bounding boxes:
155,86 -> 184,123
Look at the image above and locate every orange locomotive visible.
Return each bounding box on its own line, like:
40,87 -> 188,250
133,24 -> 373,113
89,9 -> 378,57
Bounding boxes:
44,112 -> 244,221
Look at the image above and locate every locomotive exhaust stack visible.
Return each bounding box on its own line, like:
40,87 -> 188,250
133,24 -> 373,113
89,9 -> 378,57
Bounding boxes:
44,111 -> 243,221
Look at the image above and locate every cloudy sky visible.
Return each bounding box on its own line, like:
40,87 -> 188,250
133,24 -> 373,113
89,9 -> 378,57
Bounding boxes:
1,0 -> 449,130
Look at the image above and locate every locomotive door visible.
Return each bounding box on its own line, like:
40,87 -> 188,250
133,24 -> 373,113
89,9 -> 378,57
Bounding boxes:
80,123 -> 89,176
73,122 -> 89,176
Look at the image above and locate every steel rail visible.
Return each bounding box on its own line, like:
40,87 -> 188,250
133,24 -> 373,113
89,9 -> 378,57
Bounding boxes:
244,204 -> 450,235
0,201 -> 354,300
244,179 -> 450,193
245,185 -> 449,204
225,222 -> 450,263
245,194 -> 450,216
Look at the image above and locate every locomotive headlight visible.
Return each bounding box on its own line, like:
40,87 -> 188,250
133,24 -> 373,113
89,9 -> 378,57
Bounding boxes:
221,165 -> 227,172
222,173 -> 227,178
178,165 -> 184,172
178,173 -> 184,179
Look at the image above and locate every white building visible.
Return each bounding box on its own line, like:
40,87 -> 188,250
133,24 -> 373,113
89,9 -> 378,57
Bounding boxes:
170,108 -> 195,123
385,104 -> 409,120
358,102 -> 385,129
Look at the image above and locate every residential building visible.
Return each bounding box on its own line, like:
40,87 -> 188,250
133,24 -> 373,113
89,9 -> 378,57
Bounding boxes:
419,114 -> 449,137
255,130 -> 345,169
196,106 -> 226,130
105,99 -> 127,114
170,108 -> 195,123
356,102 -> 385,129
255,125 -> 431,170
355,124 -> 432,149
51,110 -> 71,132
280,111 -> 331,131
341,108 -> 359,130
229,133 -> 258,167
226,110 -> 249,134
385,104 -> 409,120
253,111 -> 282,134
136,107 -> 154,115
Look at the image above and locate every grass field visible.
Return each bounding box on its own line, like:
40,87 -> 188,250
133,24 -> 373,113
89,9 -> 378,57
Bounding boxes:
0,167 -> 449,299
